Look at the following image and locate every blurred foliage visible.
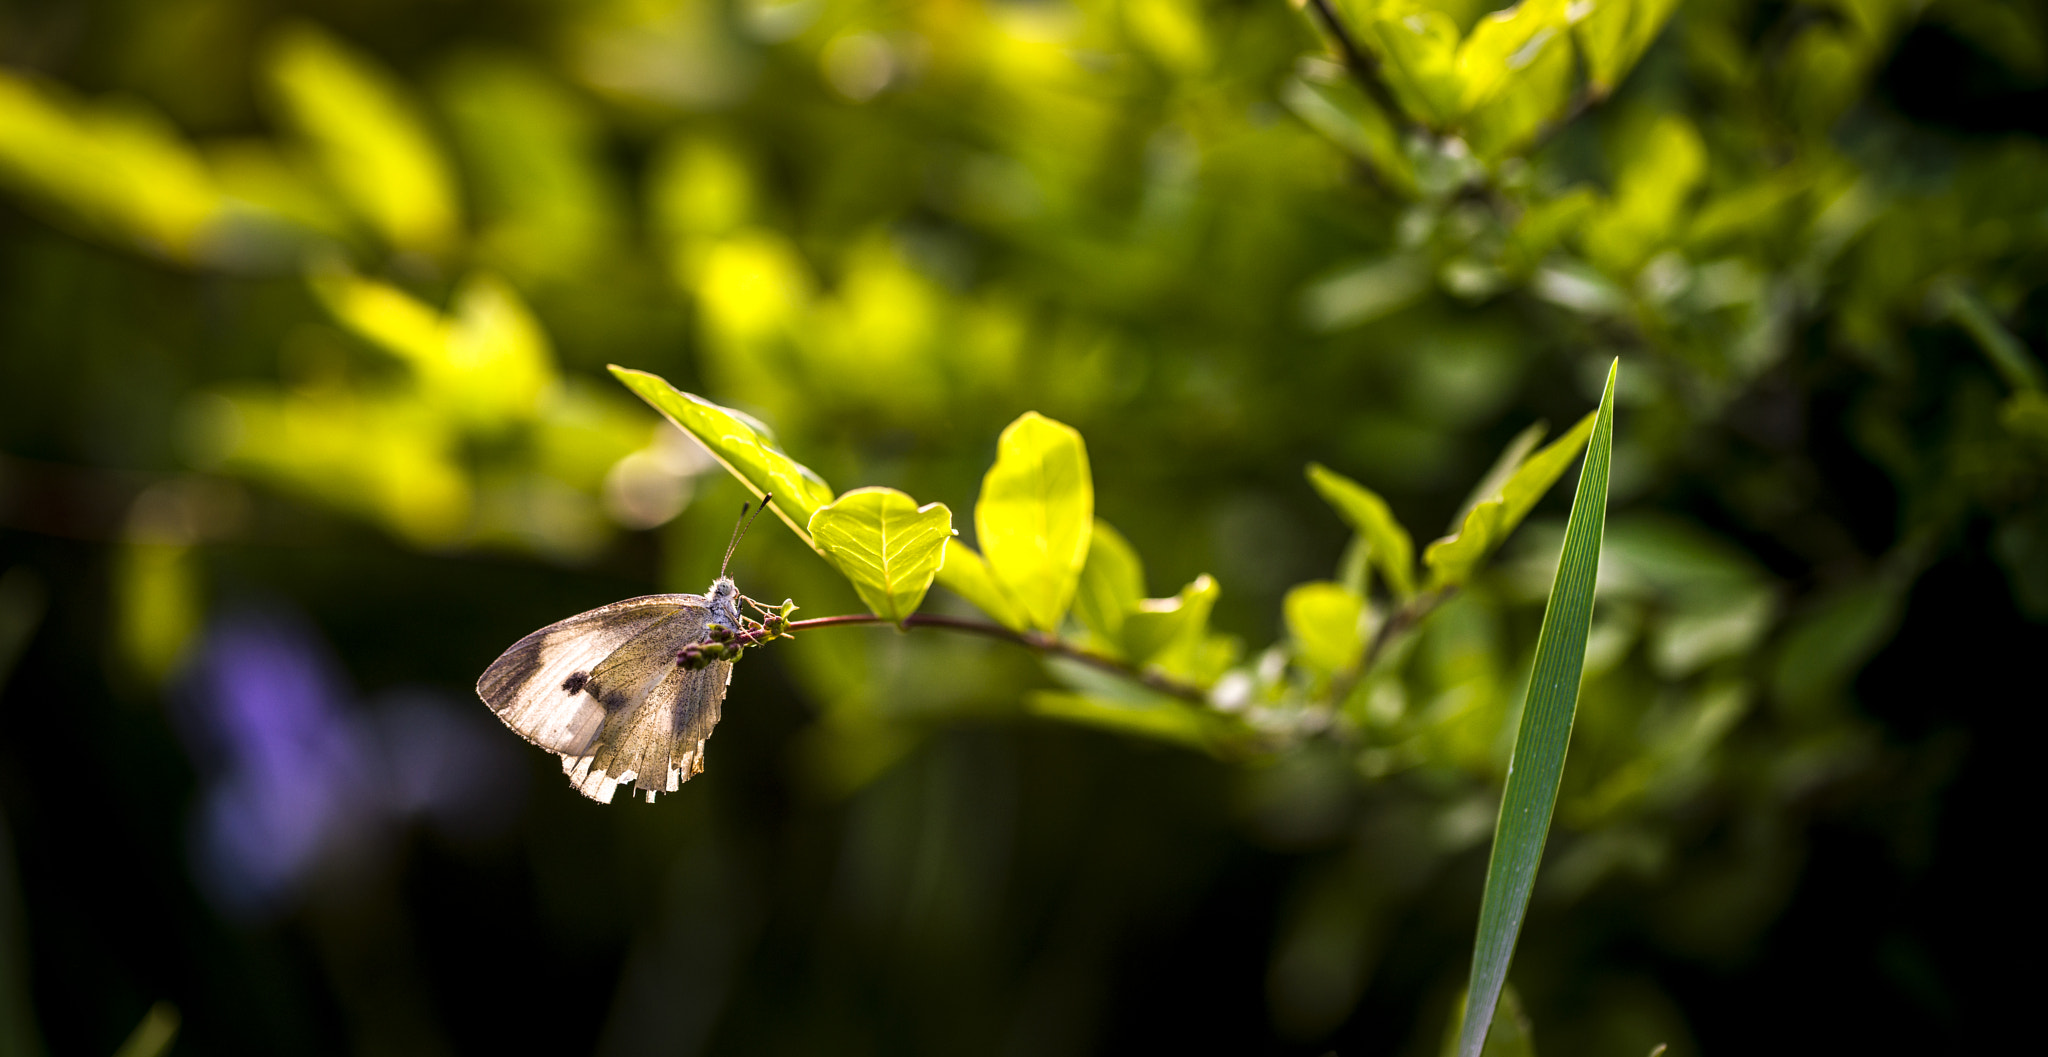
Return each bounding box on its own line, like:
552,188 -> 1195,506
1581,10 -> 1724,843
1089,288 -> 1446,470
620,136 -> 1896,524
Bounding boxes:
2,0 -> 2044,1054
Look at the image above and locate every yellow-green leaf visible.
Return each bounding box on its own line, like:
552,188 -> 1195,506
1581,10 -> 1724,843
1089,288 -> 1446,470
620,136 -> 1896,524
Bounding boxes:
1499,409 -> 1598,527
313,267 -> 556,428
934,543 -> 1029,631
263,23 -> 459,254
1425,410 -> 1594,590
975,412 -> 1093,634
1364,6 -> 1464,127
608,366 -> 835,549
1307,463 -> 1417,598
1461,5 -> 1576,159
1124,574 -> 1218,667
1074,518 -> 1145,655
1285,580 -> 1367,677
1453,0 -> 1570,116
0,71 -> 221,258
1574,0 -> 1682,95
809,487 -> 954,624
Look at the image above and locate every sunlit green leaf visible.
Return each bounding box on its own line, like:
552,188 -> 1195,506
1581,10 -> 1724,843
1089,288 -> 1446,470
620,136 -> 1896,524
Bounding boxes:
608,366 -> 836,548
934,543 -> 1029,631
0,70 -> 220,258
1461,5 -> 1575,159
264,22 -> 459,254
1450,422 -> 1546,531
313,267 -> 557,428
1124,573 -> 1219,667
1426,410 -> 1595,590
1074,519 -> 1145,656
975,412 -> 1093,634
1453,0 -> 1569,116
1363,5 -> 1464,127
809,487 -> 954,624
1454,360 -> 1615,1057
1285,581 -> 1366,677
1307,462 -> 1417,598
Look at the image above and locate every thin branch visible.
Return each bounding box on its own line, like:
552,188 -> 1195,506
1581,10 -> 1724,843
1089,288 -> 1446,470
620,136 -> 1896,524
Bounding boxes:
1300,0 -> 1411,132
1325,587 -> 1451,711
786,613 -> 1211,704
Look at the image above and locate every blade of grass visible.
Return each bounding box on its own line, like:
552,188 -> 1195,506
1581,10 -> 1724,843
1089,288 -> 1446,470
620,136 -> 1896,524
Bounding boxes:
1453,359 -> 1617,1057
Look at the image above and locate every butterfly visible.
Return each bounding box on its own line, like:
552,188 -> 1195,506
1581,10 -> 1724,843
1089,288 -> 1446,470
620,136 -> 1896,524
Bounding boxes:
476,498 -> 775,803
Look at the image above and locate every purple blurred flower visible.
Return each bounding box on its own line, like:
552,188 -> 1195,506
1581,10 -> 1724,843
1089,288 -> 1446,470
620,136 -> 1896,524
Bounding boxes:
176,609 -> 523,920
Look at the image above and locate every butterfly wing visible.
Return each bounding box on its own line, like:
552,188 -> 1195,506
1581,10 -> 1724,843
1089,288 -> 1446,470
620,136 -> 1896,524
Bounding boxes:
563,649 -> 733,803
476,594 -> 704,755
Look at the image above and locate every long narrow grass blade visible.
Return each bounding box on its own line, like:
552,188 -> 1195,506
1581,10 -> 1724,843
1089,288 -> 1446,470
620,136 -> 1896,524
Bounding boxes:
1454,359 -> 1617,1057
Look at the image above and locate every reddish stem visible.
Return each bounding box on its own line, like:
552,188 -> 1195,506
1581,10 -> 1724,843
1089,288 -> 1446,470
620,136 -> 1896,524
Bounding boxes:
785,613 -> 1210,704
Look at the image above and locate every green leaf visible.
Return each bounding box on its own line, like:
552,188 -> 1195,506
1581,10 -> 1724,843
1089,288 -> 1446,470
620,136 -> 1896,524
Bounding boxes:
112,1001 -> 181,1057
1440,985 -> 1535,1057
1453,0 -> 1569,116
1285,581 -> 1367,677
808,487 -> 955,624
1426,410 -> 1595,590
1939,279 -> 2046,392
1573,0 -> 1682,95
1280,61 -> 1417,196
1074,518 -> 1145,656
1449,422 -> 1546,532
1453,359 -> 1615,1057
1363,6 -> 1464,127
1027,691 -> 1220,753
1461,3 -> 1577,159
1582,115 -> 1706,274
1124,573 -> 1219,667
1768,577 -> 1903,716
975,412 -> 1094,634
608,366 -> 836,549
935,543 -> 1029,631
263,23 -> 459,254
313,266 -> 556,427
1307,463 -> 1417,598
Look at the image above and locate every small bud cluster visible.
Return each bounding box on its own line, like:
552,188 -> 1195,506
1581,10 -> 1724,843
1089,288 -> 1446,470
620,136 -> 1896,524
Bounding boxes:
675,598 -> 801,670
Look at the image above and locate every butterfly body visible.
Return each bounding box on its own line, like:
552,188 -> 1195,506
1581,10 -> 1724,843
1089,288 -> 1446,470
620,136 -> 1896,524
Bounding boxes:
476,585 -> 738,804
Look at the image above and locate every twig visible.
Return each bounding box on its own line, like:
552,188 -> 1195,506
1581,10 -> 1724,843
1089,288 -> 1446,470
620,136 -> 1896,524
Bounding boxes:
1300,0 -> 1412,132
1324,587 -> 1451,710
786,613 -> 1211,704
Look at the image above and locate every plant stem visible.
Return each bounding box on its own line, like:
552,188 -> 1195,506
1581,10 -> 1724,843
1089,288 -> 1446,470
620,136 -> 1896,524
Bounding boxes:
1325,587 -> 1448,711
786,613 -> 1211,704
1301,0 -> 1410,128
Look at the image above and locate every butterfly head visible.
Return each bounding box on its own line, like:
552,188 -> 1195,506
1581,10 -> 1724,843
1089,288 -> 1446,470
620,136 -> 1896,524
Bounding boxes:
709,494 -> 770,630
703,575 -> 739,630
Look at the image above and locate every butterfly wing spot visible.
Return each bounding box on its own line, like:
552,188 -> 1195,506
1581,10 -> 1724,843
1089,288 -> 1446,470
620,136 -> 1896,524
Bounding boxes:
562,671 -> 589,694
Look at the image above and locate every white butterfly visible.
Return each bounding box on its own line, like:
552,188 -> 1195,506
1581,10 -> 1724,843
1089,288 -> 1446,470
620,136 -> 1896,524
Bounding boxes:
475,500 -> 771,804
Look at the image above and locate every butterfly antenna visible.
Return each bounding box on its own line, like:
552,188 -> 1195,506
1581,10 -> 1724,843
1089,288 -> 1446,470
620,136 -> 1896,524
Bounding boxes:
721,493 -> 773,576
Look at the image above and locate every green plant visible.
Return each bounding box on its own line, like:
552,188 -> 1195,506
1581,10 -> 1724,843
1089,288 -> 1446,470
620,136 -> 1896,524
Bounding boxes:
614,358 -> 1617,1051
